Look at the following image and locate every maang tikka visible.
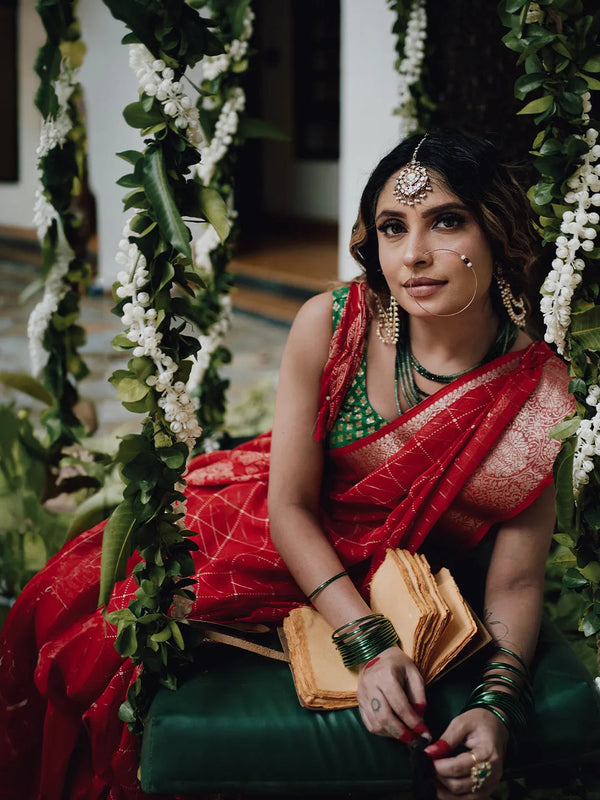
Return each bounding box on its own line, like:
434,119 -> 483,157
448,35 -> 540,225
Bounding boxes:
393,134 -> 432,206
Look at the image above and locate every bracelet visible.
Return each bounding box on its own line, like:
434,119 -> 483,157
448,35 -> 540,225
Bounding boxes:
332,613 -> 399,669
492,646 -> 531,680
462,646 -> 534,737
307,570 -> 348,602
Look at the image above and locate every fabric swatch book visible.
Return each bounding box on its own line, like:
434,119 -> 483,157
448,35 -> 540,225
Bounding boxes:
282,549 -> 491,710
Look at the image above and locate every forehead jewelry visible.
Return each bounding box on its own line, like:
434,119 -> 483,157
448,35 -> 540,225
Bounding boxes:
393,134 -> 432,206
408,250 -> 477,317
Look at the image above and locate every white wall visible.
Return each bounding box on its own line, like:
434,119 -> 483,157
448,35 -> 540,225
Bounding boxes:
338,0 -> 400,279
0,2 -> 43,227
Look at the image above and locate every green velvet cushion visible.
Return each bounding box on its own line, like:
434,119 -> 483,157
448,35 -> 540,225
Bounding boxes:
140,616 -> 600,795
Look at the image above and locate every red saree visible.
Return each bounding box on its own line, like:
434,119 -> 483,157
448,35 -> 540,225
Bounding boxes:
0,282 -> 573,800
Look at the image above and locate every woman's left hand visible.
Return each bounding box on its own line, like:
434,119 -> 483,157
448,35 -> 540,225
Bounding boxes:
425,708 -> 509,798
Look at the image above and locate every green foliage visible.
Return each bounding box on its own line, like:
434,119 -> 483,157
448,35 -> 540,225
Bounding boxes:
0,402 -> 69,597
499,0 -> 600,670
187,0 -> 258,449
386,0 -> 435,132
102,0 -> 223,67
99,0 -> 243,733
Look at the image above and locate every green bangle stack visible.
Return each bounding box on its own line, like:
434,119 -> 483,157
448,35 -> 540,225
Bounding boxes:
463,646 -> 533,736
332,613 -> 399,669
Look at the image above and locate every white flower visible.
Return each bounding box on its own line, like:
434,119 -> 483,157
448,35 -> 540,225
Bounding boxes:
541,129 -> 600,355
28,231 -> 74,375
129,44 -> 203,148
33,185 -> 58,239
197,87 -> 246,184
186,296 -> 232,395
36,61 -> 79,159
114,220 -> 203,451
573,386 -> 600,498
395,0 -> 427,139
201,5 -> 254,82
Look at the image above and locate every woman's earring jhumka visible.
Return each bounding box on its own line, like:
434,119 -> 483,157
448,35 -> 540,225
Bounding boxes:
496,268 -> 527,329
393,134 -> 432,206
376,295 -> 400,345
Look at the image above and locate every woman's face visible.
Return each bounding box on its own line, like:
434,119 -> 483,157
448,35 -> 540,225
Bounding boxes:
374,171 -> 495,320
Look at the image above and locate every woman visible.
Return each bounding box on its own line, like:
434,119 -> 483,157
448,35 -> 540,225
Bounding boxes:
0,130 -> 573,800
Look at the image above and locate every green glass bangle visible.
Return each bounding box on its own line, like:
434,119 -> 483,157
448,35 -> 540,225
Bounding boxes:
492,646 -> 531,679
479,675 -> 533,704
466,689 -> 528,729
484,661 -> 528,680
333,615 -> 399,669
332,614 -> 383,640
307,570 -> 348,602
465,700 -> 510,732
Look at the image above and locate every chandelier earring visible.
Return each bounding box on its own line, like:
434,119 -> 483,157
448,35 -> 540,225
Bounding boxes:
376,294 -> 400,345
495,267 -> 527,329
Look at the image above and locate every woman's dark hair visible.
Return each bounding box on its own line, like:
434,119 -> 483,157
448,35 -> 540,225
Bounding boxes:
349,129 -> 539,324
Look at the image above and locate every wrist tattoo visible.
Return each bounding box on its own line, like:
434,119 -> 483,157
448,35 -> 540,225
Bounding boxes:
371,697 -> 381,713
483,608 -> 509,641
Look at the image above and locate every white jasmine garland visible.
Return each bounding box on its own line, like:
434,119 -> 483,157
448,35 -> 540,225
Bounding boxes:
28,232 -> 74,376
33,59 -> 78,263
36,61 -> 79,159
201,5 -> 254,81
197,87 -> 246,184
541,125 -> 600,355
573,384 -> 600,498
33,186 -> 58,240
395,0 -> 427,140
129,45 -> 203,148
115,223 -> 203,451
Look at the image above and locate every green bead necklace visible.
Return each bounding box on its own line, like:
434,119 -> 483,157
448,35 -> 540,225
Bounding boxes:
395,320 -> 519,413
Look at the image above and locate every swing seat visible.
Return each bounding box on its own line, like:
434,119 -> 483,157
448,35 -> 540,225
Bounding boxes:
140,615 -> 600,796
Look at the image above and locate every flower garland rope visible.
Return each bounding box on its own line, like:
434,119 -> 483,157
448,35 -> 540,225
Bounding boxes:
499,0 -> 600,667
388,0 -> 431,138
29,0 -> 92,445
100,0 -> 229,733
186,0 -> 256,451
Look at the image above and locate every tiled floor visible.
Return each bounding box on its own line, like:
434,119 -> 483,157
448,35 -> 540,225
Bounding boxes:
0,258 -> 290,438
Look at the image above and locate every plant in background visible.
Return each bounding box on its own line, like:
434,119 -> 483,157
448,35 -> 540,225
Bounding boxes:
499,0 -> 600,673
0,379 -> 69,601
30,0 -> 93,449
387,0 -> 433,138
99,0 -> 230,732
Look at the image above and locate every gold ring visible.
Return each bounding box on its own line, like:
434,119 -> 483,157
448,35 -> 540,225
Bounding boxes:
470,753 -> 492,792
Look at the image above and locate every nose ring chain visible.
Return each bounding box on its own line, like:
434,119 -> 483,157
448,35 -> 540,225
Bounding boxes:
408,249 -> 477,317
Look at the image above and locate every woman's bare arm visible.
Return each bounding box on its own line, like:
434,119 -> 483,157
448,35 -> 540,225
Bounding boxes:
268,292 -> 426,739
268,291 -> 371,628
429,483 -> 556,797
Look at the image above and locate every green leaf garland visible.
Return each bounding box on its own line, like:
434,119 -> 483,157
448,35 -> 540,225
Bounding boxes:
499,0 -> 600,673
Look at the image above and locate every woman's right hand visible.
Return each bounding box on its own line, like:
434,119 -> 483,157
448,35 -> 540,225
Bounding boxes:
356,646 -> 430,742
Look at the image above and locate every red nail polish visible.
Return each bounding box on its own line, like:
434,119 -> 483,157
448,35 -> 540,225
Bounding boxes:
424,738 -> 451,758
400,729 -> 417,743
412,721 -> 431,738
363,656 -> 381,671
414,702 -> 427,714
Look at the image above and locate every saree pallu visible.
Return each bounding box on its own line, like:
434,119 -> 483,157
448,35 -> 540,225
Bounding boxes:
0,291 -> 573,800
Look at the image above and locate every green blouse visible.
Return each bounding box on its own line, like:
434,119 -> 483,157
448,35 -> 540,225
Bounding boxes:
327,286 -> 389,449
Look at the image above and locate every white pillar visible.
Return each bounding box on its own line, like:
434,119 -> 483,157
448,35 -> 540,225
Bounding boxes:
338,0 -> 400,280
